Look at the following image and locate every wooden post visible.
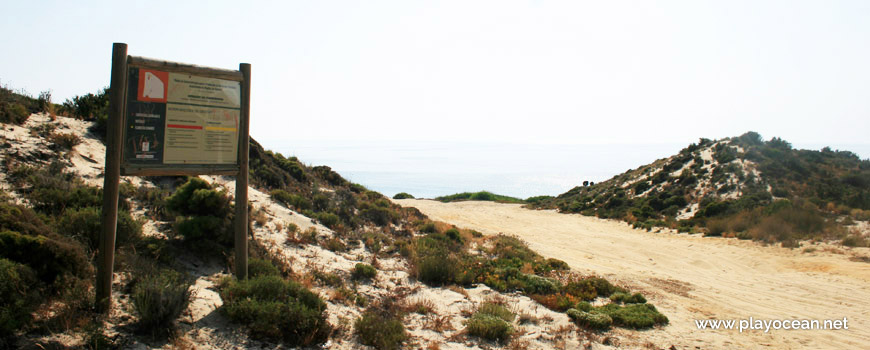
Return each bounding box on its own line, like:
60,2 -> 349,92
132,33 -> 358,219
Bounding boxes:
234,63 -> 251,280
96,42 -> 127,312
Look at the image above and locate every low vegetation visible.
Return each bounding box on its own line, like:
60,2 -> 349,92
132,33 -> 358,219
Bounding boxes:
465,302 -> 515,342
131,268 -> 192,335
536,132 -> 870,246
218,261 -> 330,346
355,305 -> 407,350
248,141 -> 425,233
436,191 -> 525,204
392,192 -> 414,199
407,227 -> 665,331
351,263 -> 377,280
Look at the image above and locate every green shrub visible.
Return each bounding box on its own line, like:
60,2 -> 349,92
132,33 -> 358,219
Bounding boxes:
248,258 -> 281,278
414,235 -> 460,285
64,88 -> 109,136
0,102 -> 30,124
437,191 -> 524,204
56,207 -> 142,251
562,277 -> 625,301
0,202 -> 52,237
490,235 -> 540,263
48,132 -> 81,150
596,303 -> 668,329
567,309 -> 612,330
270,190 -> 312,211
610,292 -> 646,304
315,212 -> 340,229
575,301 -> 592,312
418,222 -> 437,234
542,258 -> 570,272
627,293 -> 647,304
28,184 -> 103,215
519,274 -> 560,294
0,230 -> 90,285
465,301 -> 515,342
360,204 -> 395,226
312,270 -> 343,287
323,237 -> 347,252
132,269 -> 192,334
167,178 -> 231,217
842,235 -> 868,247
352,263 -> 377,280
465,313 -> 513,342
416,255 -> 456,285
0,258 -> 39,340
392,192 -> 414,199
175,215 -> 231,245
355,310 -> 407,350
478,302 -> 515,322
445,228 -> 462,242
219,275 -> 329,345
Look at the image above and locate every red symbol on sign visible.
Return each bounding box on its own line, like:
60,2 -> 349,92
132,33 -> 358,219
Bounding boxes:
138,70 -> 169,103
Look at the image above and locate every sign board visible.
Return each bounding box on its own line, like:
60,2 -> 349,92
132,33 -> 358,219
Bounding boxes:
120,58 -> 246,175
98,43 -> 252,313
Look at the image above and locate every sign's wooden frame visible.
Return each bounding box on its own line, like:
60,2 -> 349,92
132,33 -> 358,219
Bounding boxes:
97,43 -> 251,312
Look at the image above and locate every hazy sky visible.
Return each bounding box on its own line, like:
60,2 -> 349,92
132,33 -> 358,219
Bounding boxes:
2,1 -> 869,150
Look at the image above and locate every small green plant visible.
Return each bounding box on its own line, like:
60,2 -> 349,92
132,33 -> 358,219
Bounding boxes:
842,235 -> 868,247
312,270 -> 343,287
478,302 -> 515,323
609,292 -> 646,304
436,191 -> 525,204
0,230 -> 91,285
352,263 -> 377,280
575,301 -> 592,312
48,132 -> 81,151
595,303 -> 668,329
323,237 -> 347,252
316,212 -> 340,229
355,309 -> 407,350
131,269 -> 192,335
219,272 -> 330,345
465,302 -> 515,342
567,309 -> 612,330
270,190 -> 312,211
392,192 -> 414,199
56,207 -> 142,251
418,221 -> 437,233
248,258 -> 281,278
445,228 -> 462,242
0,258 -> 39,340
167,178 -> 230,217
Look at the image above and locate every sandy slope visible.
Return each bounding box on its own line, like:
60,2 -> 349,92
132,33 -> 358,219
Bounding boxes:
397,199 -> 870,350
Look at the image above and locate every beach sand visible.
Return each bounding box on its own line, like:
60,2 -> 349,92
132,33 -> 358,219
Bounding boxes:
397,199 -> 870,350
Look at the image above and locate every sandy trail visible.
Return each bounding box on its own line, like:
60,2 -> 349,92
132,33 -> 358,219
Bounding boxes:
397,199 -> 870,350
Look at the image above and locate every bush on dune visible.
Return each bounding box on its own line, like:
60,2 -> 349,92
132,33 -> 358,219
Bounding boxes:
219,260 -> 330,346
0,258 -> 40,341
167,178 -> 234,245
131,268 -> 192,335
465,302 -> 515,342
56,207 -> 142,251
392,192 -> 414,199
355,308 -> 407,350
0,230 -> 91,286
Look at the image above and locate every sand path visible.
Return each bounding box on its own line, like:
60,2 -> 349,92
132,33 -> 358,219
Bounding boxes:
397,199 -> 870,350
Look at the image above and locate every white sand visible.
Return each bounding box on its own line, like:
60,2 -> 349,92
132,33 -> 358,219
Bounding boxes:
397,199 -> 870,350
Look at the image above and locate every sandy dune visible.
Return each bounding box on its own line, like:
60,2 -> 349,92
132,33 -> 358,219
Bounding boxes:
397,199 -> 870,350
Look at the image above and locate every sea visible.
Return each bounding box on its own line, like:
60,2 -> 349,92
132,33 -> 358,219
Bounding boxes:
258,139 -> 870,200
